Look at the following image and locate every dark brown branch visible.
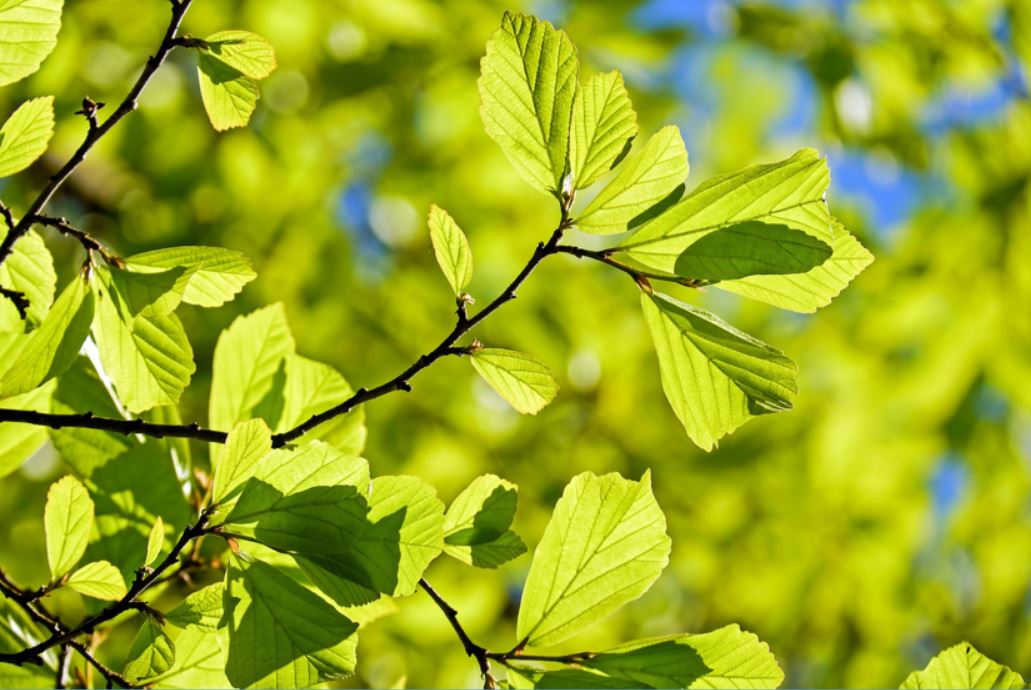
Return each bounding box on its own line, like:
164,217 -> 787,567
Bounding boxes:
29,214 -> 121,265
0,287 -> 29,319
420,579 -> 497,689
553,244 -> 706,288
0,0 -> 193,270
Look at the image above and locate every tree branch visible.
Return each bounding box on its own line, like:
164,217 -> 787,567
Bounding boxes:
553,244 -> 706,289
419,579 -> 497,689
29,214 -> 121,265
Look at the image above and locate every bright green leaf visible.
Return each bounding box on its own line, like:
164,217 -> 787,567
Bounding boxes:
224,556 -> 359,688
641,292 -> 797,451
202,30 -> 276,79
210,418 -> 273,510
516,471 -> 670,648
145,516 -> 164,568
0,228 -> 55,329
198,52 -> 260,131
165,582 -> 224,632
470,348 -> 558,415
478,12 -> 579,193
106,266 -> 186,317
584,624 -> 785,689
124,617 -> 176,683
575,125 -> 688,235
148,626 -> 230,689
125,246 -> 257,308
0,96 -> 55,177
901,643 -> 1024,689
44,475 -> 93,579
443,474 -> 526,568
0,379 -> 54,479
508,667 -> 645,689
428,204 -> 473,297
570,70 -> 637,190
673,221 -> 833,282
0,0 -> 63,87
66,560 -> 127,600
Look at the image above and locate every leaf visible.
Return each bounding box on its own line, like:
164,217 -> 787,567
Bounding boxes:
202,30 -> 276,79
470,348 -> 558,415
575,125 -> 688,235
149,626 -> 230,689
508,667 -> 646,689
641,292 -> 797,451
0,96 -> 54,177
90,267 -> 195,413
48,360 -> 132,476
584,625 -> 785,689
478,11 -> 579,193
198,52 -> 260,131
570,70 -> 637,190
166,582 -> 225,632
66,560 -> 127,600
224,556 -> 359,688
0,379 -> 54,479
124,617 -> 176,683
428,204 -> 473,297
0,0 -> 63,87
0,274 -> 92,398
0,228 -> 55,329
516,471 -> 670,648
145,516 -> 164,567
673,221 -> 833,282
210,418 -> 273,510
443,474 -> 526,568
106,266 -> 186,317
44,475 -> 93,579
209,303 -> 294,431
124,246 -> 257,308
901,643 -> 1025,689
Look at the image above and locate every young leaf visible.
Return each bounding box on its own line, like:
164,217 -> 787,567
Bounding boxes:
0,275 -> 93,399
210,418 -> 273,509
145,516 -> 165,568
470,348 -> 558,415
0,380 -> 55,479
124,617 -> 176,683
443,474 -> 527,568
106,267 -> 186,317
0,96 -> 55,177
641,292 -> 797,451
201,30 -> 276,79
224,556 -> 359,688
570,71 -> 637,190
197,53 -> 260,131
0,228 -> 55,329
44,475 -> 94,579
428,205 -> 473,298
673,220 -> 833,282
575,125 -> 688,235
124,246 -> 257,308
165,582 -> 225,632
478,12 -> 579,193
583,625 -> 785,688
901,643 -> 1024,689
209,303 -> 294,430
0,0 -> 62,87
516,471 -> 670,648
90,266 -> 195,413
66,560 -> 127,600
508,667 -> 644,689
145,626 -> 230,689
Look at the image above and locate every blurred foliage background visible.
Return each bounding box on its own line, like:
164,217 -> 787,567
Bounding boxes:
1,0 -> 1030,686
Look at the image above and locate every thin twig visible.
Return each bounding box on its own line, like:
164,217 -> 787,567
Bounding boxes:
420,579 -> 497,689
30,214 -> 121,265
553,244 -> 706,288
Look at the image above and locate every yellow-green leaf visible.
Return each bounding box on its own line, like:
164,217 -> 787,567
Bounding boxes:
570,71 -> 637,190
0,96 -> 55,177
66,560 -> 127,600
202,30 -> 276,80
44,475 -> 93,579
428,204 -> 473,297
0,0 -> 63,87
470,348 -> 558,415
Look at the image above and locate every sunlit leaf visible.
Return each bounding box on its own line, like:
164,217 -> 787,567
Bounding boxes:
166,583 -> 224,632
0,379 -> 54,478
0,96 -> 54,177
44,474 -> 93,579
66,560 -> 127,600
198,52 -> 260,131
0,228 -> 54,329
144,516 -> 164,568
428,204 -> 473,297
125,246 -> 257,308
470,347 -> 558,415
202,30 -> 276,80
570,70 -> 637,190
443,474 -> 526,568
210,418 -> 273,511
901,643 -> 1024,689
673,221 -> 833,282
0,0 -> 63,87
124,617 -> 176,683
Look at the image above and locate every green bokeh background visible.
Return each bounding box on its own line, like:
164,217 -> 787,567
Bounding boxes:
2,0 -> 1031,686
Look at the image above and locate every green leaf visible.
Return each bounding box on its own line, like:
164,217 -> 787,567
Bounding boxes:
124,617 -> 176,683
145,516 -> 164,568
641,292 -> 797,451
44,475 -> 93,579
124,246 -> 257,308
66,560 -> 127,600
0,228 -> 55,329
516,471 -> 670,648
106,266 -> 186,317
295,475 -> 445,604
0,96 -> 55,177
584,625 -> 785,689
209,303 -> 294,430
901,643 -> 1025,689
428,204 -> 473,297
470,348 -> 558,415
575,125 -> 688,235
211,418 -> 273,510
224,556 -> 359,688
0,275 -> 93,398
202,30 -> 276,79
166,582 -> 224,632
673,221 -> 833,282
478,11 -> 579,193
48,360 -> 132,476
508,667 -> 645,689
570,70 -> 637,190
443,474 -> 526,568
91,266 -> 195,413
0,379 -> 54,479
198,52 -> 260,132
148,626 -> 230,689
0,0 -> 63,87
